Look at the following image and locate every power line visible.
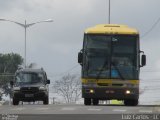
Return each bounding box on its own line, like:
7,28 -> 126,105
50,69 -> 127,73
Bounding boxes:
141,78 -> 160,80
47,64 -> 80,78
141,69 -> 160,72
141,16 -> 160,38
59,64 -> 79,76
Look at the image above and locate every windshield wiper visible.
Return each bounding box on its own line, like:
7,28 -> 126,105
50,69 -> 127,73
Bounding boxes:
96,57 -> 108,81
111,62 -> 125,80
96,60 -> 125,80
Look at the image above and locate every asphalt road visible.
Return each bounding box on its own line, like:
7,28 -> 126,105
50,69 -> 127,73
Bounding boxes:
0,104 -> 160,120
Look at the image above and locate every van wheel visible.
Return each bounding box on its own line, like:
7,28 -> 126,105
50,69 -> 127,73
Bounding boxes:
13,98 -> 19,105
43,97 -> 49,105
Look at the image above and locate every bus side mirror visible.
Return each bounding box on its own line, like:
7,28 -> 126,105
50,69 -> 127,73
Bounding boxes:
78,50 -> 83,65
141,54 -> 146,67
46,79 -> 50,84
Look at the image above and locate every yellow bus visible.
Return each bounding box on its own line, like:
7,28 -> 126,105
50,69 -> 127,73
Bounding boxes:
78,24 -> 146,106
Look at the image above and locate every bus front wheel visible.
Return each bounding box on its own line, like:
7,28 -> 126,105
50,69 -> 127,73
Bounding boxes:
93,99 -> 99,105
124,99 -> 138,106
84,98 -> 91,105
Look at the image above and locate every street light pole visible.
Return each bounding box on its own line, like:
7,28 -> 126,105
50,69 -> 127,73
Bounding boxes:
25,20 -> 27,68
0,19 -> 53,68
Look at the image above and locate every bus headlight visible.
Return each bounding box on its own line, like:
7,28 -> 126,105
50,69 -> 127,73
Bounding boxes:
125,90 -> 131,94
90,89 -> 94,93
85,89 -> 95,94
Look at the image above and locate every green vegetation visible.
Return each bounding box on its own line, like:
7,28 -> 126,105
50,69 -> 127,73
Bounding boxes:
0,53 -> 23,100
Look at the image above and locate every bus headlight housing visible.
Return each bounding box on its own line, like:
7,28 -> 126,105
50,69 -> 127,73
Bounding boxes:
89,89 -> 94,93
85,89 -> 95,94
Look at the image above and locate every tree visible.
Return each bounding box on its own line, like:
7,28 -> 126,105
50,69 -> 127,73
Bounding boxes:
0,53 -> 23,96
53,74 -> 81,103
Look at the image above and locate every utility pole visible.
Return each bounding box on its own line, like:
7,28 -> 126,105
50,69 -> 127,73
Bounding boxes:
108,0 -> 111,24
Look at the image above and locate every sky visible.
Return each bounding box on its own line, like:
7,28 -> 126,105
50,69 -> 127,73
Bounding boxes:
0,0 -> 160,104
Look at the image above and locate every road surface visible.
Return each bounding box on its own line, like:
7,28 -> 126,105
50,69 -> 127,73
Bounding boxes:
0,104 -> 160,120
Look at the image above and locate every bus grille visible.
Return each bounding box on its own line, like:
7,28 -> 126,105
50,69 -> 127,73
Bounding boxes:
97,83 -> 109,86
112,84 -> 123,86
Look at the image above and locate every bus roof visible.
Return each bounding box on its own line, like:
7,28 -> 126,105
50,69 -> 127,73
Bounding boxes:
85,24 -> 139,35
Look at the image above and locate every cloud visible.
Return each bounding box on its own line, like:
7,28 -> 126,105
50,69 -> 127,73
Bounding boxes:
0,0 -> 14,11
0,0 -> 160,78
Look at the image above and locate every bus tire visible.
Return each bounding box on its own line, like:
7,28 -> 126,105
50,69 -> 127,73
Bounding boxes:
84,98 -> 91,105
93,99 -> 99,105
132,99 -> 138,106
124,99 -> 138,106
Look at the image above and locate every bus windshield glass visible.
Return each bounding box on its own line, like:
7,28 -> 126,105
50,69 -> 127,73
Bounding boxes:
83,34 -> 138,80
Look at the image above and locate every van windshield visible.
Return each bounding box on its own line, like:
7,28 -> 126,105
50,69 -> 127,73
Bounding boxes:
15,72 -> 44,84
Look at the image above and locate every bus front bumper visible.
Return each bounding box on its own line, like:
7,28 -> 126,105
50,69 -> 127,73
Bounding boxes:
82,87 -> 139,100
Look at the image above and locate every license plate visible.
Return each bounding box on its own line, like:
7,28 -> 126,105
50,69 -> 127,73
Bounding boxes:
25,94 -> 34,97
106,90 -> 115,94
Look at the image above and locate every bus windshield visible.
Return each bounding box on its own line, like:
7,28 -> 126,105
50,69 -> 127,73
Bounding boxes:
83,34 -> 138,80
